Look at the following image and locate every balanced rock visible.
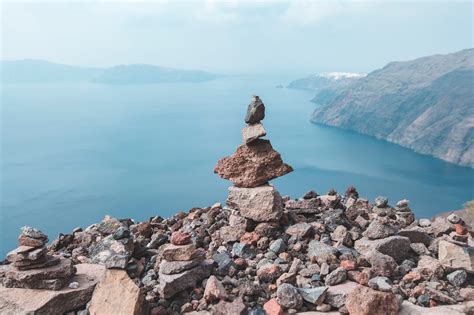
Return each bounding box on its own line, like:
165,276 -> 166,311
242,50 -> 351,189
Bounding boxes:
227,185 -> 284,222
214,139 -> 293,188
245,95 -> 265,124
242,123 -> 266,144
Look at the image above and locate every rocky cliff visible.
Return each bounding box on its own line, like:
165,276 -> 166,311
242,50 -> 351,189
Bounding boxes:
309,49 -> 474,168
1,97 -> 473,315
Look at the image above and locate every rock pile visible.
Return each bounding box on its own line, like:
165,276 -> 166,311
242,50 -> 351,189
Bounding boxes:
157,231 -> 213,299
1,226 -> 76,290
215,95 -> 293,224
1,97 -> 473,314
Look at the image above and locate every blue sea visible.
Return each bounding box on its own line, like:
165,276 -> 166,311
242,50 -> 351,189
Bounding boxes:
1,76 -> 473,256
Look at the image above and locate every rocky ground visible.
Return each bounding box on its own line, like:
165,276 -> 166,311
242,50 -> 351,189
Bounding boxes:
1,96 -> 473,315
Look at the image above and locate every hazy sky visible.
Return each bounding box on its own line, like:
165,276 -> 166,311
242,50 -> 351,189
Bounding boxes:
1,1 -> 473,75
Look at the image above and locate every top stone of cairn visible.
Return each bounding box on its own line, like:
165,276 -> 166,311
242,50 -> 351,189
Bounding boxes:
244,95 -> 265,124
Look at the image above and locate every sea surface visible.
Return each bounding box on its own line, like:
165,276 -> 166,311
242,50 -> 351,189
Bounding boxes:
1,76 -> 473,256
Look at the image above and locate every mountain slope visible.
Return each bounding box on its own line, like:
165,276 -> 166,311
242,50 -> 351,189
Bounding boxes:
0,59 -> 101,83
287,72 -> 365,91
91,64 -> 216,84
0,60 -> 217,84
310,49 -> 474,168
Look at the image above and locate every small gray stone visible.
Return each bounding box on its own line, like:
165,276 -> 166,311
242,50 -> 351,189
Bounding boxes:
447,270 -> 467,287
363,219 -> 398,240
368,276 -> 392,292
276,283 -> 303,309
325,267 -> 347,286
231,243 -> 256,259
68,281 -> 79,289
374,196 -> 389,208
113,226 -> 130,240
298,286 -> 328,304
447,213 -> 461,224
269,238 -> 286,254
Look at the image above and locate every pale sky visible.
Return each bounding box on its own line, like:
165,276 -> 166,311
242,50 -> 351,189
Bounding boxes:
1,0 -> 473,75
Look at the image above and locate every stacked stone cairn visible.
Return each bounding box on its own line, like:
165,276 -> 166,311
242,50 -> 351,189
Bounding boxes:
1,96 -> 473,314
157,231 -> 213,299
214,95 -> 293,225
1,226 -> 76,290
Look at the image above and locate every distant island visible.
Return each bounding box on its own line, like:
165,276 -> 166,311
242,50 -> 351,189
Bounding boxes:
0,59 -> 217,84
289,49 -> 474,168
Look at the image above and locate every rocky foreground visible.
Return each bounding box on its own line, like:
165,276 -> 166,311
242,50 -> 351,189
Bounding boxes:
1,96 -> 473,315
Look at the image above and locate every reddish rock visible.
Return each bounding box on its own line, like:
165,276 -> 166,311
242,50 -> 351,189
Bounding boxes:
161,244 -> 198,261
346,285 -> 399,315
340,260 -> 356,271
257,264 -> 282,283
204,275 -> 227,303
18,235 -> 46,247
234,258 -> 248,270
214,139 -> 293,188
134,222 -> 153,238
430,299 -> 438,307
264,298 -> 283,315
402,272 -> 422,283
347,269 -> 371,285
89,269 -> 147,315
455,224 -> 468,235
171,231 -> 192,245
240,232 -> 259,246
460,288 -> 474,301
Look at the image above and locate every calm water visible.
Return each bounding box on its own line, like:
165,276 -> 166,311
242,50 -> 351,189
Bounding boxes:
1,76 -> 473,256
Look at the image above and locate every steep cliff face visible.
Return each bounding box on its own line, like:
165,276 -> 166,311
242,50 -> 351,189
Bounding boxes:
310,49 -> 474,168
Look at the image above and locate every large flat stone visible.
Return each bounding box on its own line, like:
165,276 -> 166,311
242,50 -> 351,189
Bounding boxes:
227,185 -> 283,222
398,300 -> 474,315
438,240 -> 474,273
0,263 -> 105,315
242,123 -> 266,144
159,257 -> 204,275
214,139 -> 293,188
354,236 -> 411,263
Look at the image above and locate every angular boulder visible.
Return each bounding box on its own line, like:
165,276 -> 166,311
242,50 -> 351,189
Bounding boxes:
354,236 -> 410,263
214,139 -> 293,188
88,235 -> 134,269
89,269 -> 147,315
324,281 -> 358,308
438,240 -> 474,272
158,260 -> 213,298
245,95 -> 265,124
227,185 -> 284,222
346,285 -> 399,315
